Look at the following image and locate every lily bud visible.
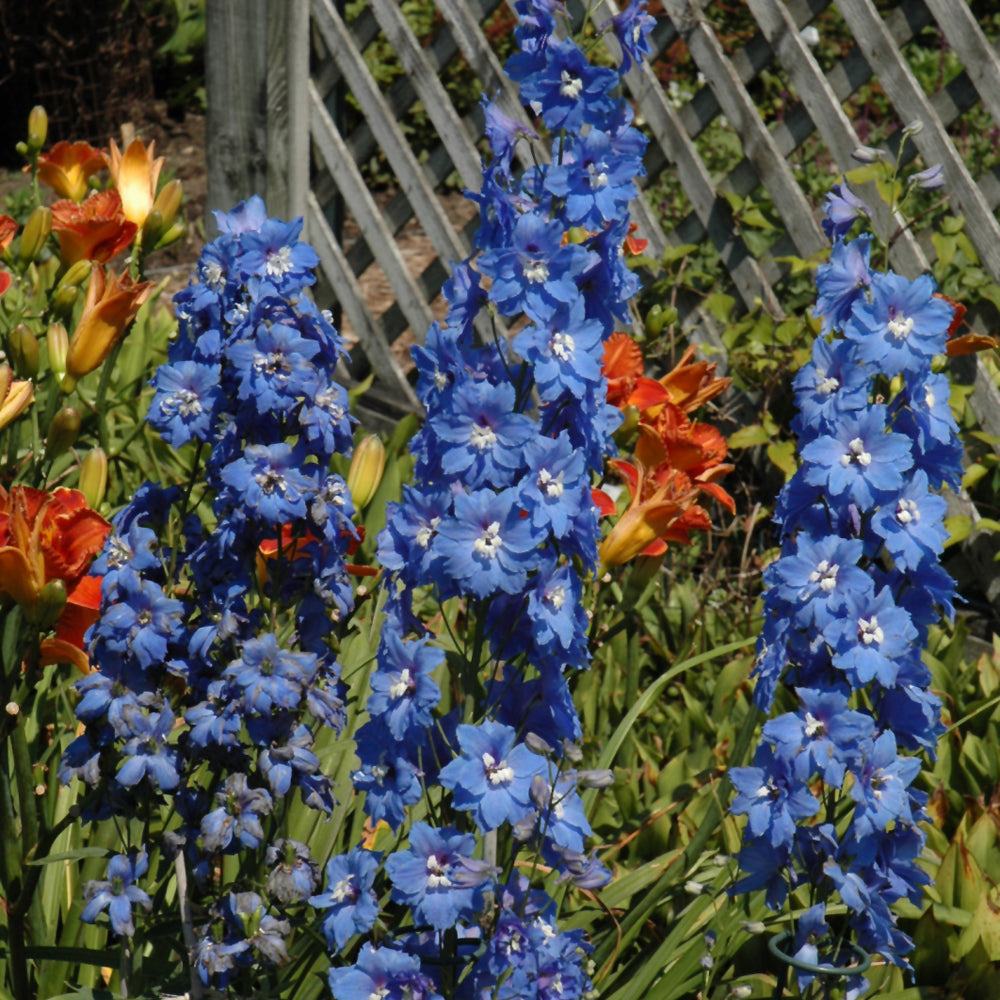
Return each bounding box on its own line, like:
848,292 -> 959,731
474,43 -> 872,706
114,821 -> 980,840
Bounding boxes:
34,579 -> 67,630
140,209 -> 164,254
18,205 -> 51,264
51,284 -> 79,321
346,434 -> 387,510
46,406 -> 81,458
153,219 -> 187,250
0,376 -> 34,431
152,178 -> 183,231
48,322 -> 68,380
27,106 -> 48,153
57,258 -> 94,291
8,324 -> 40,378
79,446 -> 108,509
0,362 -> 10,402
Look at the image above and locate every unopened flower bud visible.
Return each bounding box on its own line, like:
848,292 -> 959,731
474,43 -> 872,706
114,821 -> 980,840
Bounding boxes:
46,406 -> 81,458
27,106 -> 48,152
902,119 -> 924,137
741,921 -> 766,935
5,702 -> 18,716
562,739 -> 583,762
0,363 -> 10,403
799,25 -> 819,47
728,987 -> 752,999
154,219 -> 187,250
0,377 -> 34,431
851,145 -> 885,164
152,179 -> 183,231
79,446 -> 108,509
58,259 -> 94,291
564,226 -> 591,244
525,732 -> 554,757
52,284 -> 79,321
8,324 -> 40,378
912,164 -> 945,190
684,880 -> 705,895
347,434 -> 386,510
577,768 -> 616,789
48,322 -> 68,380
140,209 -> 164,254
34,579 -> 67,629
18,205 -> 51,264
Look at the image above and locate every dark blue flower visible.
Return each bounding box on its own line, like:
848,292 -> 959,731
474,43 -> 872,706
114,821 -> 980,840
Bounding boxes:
81,849 -> 152,937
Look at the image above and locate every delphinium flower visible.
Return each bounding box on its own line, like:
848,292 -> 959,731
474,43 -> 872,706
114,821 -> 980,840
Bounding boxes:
61,197 -> 357,992
730,171 -> 964,984
312,1 -> 653,996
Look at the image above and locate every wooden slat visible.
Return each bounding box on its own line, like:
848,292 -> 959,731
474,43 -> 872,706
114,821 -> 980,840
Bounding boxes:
307,192 -> 421,411
922,0 -> 1000,133
311,0 -> 484,339
308,79 -> 435,340
367,0 -> 484,192
835,0 -> 1000,283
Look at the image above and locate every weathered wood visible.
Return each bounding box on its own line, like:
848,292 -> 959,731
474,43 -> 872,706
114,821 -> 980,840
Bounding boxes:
205,0 -> 269,226
306,191 -> 421,412
835,0 -> 1000,283
308,79 -> 435,341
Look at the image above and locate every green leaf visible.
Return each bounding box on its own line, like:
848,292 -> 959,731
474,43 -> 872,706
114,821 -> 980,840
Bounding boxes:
661,243 -> 700,264
26,846 -> 109,866
705,292 -> 736,323
944,514 -> 971,546
767,439 -> 798,480
727,424 -> 770,449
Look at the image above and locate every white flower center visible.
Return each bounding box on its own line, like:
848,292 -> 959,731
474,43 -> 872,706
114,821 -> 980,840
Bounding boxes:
896,498 -> 919,525
803,712 -> 824,738
839,436 -> 871,467
474,521 -> 502,559
809,559 -> 839,593
470,423 -> 497,450
482,751 -> 515,785
266,245 -> 294,277
546,584 -> 566,610
924,384 -> 935,408
816,375 -> 840,396
330,875 -> 356,903
560,70 -> 583,100
389,668 -> 412,700
416,516 -> 440,549
859,615 -> 884,645
588,164 -> 608,190
551,332 -> 574,361
203,261 -> 225,291
254,469 -> 288,496
887,314 -> 914,340
524,259 -> 549,283
425,855 -> 452,889
538,468 -> 564,499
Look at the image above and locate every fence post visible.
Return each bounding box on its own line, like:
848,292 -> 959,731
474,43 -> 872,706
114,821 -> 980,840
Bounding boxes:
205,0 -> 269,227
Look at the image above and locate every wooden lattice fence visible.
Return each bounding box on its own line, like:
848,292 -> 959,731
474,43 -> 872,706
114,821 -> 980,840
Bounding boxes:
239,0 -> 1000,430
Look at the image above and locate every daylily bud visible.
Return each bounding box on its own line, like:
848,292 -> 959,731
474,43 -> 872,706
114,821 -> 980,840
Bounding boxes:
48,322 -> 68,380
152,178 -> 183,231
79,446 -> 108,509
27,106 -> 48,153
51,284 -> 79,321
57,258 -> 94,290
564,226 -> 591,244
140,209 -> 164,254
153,219 -> 187,250
34,579 -> 67,629
0,376 -> 34,431
346,434 -> 386,510
19,205 -> 52,264
46,406 -> 81,458
8,324 -> 40,378
0,363 -> 10,402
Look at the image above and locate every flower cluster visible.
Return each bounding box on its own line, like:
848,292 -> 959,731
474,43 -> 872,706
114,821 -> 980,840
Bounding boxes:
309,2 -> 655,997
597,335 -> 734,565
730,188 -> 961,979
61,197 -> 357,988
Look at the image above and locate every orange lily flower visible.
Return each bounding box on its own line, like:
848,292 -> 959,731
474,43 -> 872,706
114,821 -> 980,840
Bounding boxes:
0,486 -> 109,615
51,190 -> 138,265
64,266 -> 153,386
105,138 -> 164,228
39,574 -> 104,673
36,140 -> 106,202
0,215 -> 16,296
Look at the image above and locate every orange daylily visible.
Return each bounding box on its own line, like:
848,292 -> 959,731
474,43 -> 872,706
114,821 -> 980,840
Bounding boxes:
935,292 -> 999,356
64,265 -> 153,386
51,189 -> 138,265
0,485 -> 109,615
39,574 -> 104,673
598,334 -> 734,565
257,523 -> 378,584
0,215 -> 16,296
105,138 -> 164,228
36,140 -> 106,202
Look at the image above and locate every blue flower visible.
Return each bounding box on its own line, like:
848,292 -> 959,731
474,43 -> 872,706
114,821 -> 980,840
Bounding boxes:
310,848 -> 381,950
385,822 -> 490,930
368,632 -> 443,740
147,360 -> 221,447
220,443 -> 316,522
223,633 -> 317,715
434,488 -> 543,598
604,0 -> 656,73
329,943 -> 442,1000
820,180 -> 871,241
439,720 -> 545,831
813,235 -> 872,334
81,849 -> 152,937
